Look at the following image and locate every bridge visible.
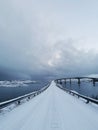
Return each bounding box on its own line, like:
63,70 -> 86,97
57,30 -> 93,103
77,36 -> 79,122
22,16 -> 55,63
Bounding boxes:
56,77 -> 98,86
0,80 -> 98,130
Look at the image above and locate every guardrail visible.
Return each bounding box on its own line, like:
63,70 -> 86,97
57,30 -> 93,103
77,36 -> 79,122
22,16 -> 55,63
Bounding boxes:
0,83 -> 50,109
56,83 -> 98,105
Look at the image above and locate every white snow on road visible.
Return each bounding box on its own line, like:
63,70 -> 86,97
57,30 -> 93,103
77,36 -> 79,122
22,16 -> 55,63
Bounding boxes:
0,81 -> 98,130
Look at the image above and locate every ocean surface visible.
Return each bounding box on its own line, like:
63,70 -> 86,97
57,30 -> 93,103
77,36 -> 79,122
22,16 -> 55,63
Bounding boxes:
61,80 -> 98,99
0,80 -> 49,103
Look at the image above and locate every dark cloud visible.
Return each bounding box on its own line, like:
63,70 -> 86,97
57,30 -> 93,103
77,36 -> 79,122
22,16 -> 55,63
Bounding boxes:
0,0 -> 98,80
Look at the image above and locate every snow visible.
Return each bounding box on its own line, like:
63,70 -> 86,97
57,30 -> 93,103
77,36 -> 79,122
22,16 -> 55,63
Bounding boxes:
0,81 -> 98,130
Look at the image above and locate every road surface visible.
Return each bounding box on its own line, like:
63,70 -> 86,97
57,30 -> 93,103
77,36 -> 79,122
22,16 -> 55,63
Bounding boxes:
0,81 -> 98,130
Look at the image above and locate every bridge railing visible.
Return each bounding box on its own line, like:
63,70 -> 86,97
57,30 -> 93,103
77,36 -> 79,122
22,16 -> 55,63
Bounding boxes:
55,78 -> 98,105
0,83 -> 50,109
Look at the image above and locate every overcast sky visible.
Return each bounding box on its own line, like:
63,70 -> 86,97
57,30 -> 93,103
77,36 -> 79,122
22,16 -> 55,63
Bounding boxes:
0,0 -> 98,80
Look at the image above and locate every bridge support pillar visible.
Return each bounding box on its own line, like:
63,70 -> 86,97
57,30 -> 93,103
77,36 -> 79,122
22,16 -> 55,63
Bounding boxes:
70,78 -> 71,84
93,79 -> 95,86
65,79 -> 66,84
78,78 -> 81,86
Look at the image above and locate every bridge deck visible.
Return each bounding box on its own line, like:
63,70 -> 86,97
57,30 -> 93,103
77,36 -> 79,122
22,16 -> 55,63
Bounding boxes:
0,81 -> 98,130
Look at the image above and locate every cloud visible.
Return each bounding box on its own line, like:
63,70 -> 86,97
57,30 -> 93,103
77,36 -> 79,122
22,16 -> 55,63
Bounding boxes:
0,0 -> 98,80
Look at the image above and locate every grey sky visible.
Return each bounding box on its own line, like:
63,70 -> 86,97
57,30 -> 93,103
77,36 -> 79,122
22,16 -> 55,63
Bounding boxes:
0,0 -> 98,80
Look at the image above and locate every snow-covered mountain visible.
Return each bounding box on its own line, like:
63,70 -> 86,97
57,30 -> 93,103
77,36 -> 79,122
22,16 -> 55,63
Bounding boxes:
0,80 -> 37,87
87,74 -> 98,78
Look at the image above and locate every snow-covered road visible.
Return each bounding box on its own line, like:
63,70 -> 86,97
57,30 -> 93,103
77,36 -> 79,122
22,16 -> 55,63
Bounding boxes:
0,81 -> 98,130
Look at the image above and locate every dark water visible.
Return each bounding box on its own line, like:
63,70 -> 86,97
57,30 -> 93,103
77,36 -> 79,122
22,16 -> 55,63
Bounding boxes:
0,81 -> 48,103
61,81 -> 98,99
